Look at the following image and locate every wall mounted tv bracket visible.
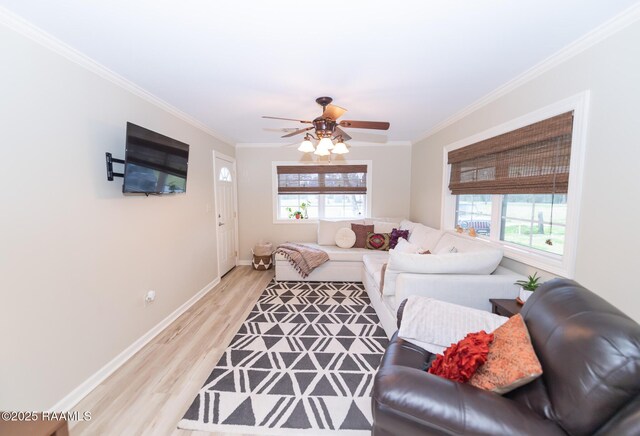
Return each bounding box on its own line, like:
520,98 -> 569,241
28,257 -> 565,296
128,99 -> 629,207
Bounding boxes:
105,152 -> 124,181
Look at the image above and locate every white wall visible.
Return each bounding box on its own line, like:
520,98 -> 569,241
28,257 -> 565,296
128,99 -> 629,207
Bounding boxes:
0,24 -> 234,410
236,146 -> 412,261
410,20 -> 640,321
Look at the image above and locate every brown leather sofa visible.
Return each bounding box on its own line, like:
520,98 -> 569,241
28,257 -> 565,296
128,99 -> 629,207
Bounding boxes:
372,279 -> 640,435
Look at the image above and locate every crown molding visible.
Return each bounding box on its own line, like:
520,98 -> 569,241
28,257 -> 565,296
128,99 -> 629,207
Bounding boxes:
0,6 -> 235,146
412,2 -> 640,144
236,140 -> 412,148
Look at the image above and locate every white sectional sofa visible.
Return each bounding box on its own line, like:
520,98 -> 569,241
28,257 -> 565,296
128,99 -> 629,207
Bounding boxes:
362,223 -> 523,336
275,218 -> 523,337
274,218 -> 395,282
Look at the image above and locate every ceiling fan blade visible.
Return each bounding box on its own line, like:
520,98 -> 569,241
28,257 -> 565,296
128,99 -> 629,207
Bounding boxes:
339,120 -> 390,130
322,104 -> 347,120
263,116 -> 312,123
334,127 -> 352,142
262,127 -> 300,133
281,126 -> 314,138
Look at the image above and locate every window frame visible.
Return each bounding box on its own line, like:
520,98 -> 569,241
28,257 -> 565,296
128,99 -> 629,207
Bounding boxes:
272,160 -> 373,224
441,92 -> 589,277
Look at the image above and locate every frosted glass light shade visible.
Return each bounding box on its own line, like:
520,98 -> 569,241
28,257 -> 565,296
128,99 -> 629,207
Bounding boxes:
332,141 -> 349,154
314,145 -> 331,156
314,137 -> 331,156
318,137 -> 334,150
298,139 -> 315,153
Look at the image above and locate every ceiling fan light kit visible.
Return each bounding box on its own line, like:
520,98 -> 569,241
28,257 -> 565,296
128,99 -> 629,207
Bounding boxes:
263,96 -> 390,160
297,136 -> 315,153
313,144 -> 331,156
318,137 -> 334,150
331,140 -> 349,155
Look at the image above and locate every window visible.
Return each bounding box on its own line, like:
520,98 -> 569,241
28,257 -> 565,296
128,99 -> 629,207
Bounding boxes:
442,92 -> 588,277
455,194 -> 492,236
274,163 -> 371,220
219,167 -> 232,182
501,194 -> 566,255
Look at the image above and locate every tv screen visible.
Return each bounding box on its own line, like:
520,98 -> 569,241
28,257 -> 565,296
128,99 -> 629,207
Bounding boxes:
123,122 -> 189,194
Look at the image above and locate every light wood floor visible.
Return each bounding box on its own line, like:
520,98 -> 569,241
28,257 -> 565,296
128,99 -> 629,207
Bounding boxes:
70,266 -> 274,436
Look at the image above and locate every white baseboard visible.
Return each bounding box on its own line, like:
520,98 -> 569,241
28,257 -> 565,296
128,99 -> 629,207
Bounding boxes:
237,259 -> 252,266
49,276 -> 221,412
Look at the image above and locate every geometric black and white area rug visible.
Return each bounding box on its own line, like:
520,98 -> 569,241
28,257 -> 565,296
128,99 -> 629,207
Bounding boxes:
178,280 -> 389,435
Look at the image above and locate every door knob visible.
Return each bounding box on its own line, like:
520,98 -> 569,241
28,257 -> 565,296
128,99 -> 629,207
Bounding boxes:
219,222 -> 224,226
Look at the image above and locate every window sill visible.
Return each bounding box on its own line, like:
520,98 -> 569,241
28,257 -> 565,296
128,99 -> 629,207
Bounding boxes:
273,219 -> 318,225
457,233 -> 569,277
502,243 -> 569,277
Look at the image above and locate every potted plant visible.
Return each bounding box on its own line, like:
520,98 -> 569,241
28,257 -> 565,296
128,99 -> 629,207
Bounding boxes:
515,272 -> 541,304
286,201 -> 311,220
287,208 -> 302,219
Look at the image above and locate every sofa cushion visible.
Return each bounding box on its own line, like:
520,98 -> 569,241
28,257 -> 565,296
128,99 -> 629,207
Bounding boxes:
335,228 -> 356,248
351,223 -> 374,248
366,232 -> 391,250
363,255 -> 388,287
429,330 -> 494,383
389,228 -> 410,249
365,217 -> 404,225
277,243 -> 385,262
388,248 -> 502,275
408,224 -> 443,250
317,219 -> 363,245
372,221 -> 399,233
394,238 -> 419,253
433,232 -> 500,254
469,314 -> 543,394
319,245 -> 372,262
399,219 -> 419,232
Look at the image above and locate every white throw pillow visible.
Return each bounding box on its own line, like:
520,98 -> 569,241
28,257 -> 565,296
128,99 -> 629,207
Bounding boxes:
335,228 -> 356,248
393,238 -> 420,254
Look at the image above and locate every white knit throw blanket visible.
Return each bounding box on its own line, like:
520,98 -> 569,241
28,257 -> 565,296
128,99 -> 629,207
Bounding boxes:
398,296 -> 508,354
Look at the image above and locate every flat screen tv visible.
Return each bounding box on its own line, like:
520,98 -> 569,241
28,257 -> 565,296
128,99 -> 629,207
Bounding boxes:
123,122 -> 189,194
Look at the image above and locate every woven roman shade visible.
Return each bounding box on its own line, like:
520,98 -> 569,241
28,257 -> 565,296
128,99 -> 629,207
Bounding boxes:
448,112 -> 574,195
277,165 -> 367,194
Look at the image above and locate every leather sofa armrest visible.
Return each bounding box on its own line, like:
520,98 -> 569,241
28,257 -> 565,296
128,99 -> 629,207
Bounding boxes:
373,366 -> 564,435
396,298 -> 408,329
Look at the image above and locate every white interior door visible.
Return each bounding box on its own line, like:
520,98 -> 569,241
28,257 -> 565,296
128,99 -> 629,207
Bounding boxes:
215,155 -> 237,276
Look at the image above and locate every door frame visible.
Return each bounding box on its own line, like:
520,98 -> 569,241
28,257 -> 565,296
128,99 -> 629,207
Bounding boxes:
213,151 -> 239,278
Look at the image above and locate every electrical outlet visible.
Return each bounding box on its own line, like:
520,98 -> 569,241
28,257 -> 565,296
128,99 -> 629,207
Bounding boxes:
145,290 -> 156,305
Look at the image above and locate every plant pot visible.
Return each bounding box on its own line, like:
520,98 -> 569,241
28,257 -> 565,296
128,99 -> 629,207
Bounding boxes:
518,287 -> 534,304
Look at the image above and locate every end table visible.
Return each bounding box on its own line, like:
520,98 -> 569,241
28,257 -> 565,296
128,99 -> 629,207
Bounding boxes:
489,298 -> 522,317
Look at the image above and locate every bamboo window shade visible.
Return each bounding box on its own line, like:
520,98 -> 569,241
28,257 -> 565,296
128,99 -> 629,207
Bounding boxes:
448,111 -> 574,195
277,165 -> 367,195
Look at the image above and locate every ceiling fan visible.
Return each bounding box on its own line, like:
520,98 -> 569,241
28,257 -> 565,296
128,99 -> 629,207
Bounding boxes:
262,96 -> 390,155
